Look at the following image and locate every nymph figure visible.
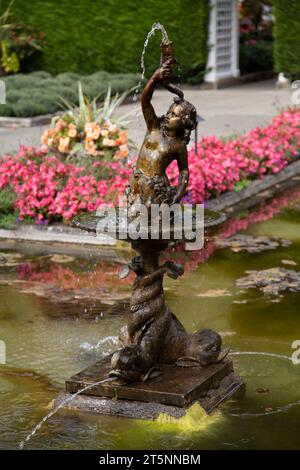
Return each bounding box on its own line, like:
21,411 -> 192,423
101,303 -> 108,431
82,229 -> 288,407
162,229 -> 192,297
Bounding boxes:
128,58 -> 197,218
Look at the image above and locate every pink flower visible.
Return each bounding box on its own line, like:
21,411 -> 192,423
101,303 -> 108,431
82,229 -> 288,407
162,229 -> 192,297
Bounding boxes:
1,110 -> 299,224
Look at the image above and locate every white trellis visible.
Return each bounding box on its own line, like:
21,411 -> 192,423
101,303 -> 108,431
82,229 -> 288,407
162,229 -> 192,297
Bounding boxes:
0,80 -> 6,104
205,0 -> 240,84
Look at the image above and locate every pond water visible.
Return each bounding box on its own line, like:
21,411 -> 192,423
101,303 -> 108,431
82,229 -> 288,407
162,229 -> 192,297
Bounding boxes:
1,187 -> 300,450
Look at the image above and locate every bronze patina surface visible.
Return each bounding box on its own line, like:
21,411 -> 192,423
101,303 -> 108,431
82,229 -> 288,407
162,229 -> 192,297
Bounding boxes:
127,46 -> 195,216
108,42 -> 227,383
70,37 -> 242,411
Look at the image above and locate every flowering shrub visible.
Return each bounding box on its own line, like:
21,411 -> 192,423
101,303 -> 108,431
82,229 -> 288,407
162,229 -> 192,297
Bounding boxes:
0,146 -> 131,222
0,110 -> 299,225
41,83 -> 131,159
42,117 -> 129,159
168,110 -> 300,203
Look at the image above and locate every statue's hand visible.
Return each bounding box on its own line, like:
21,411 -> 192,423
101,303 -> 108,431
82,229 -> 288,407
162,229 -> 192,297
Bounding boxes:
128,256 -> 143,274
156,59 -> 173,81
163,261 -> 184,279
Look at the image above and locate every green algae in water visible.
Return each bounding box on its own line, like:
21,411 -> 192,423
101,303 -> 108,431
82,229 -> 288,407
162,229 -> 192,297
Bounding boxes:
1,187 -> 300,449
156,403 -> 222,432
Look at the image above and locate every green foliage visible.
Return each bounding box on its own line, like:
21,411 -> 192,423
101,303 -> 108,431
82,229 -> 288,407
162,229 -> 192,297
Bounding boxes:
0,103 -> 13,115
0,185 -> 17,228
63,82 -> 131,128
273,0 -> 300,80
29,70 -> 51,79
0,185 -> 15,214
1,39 -> 19,73
13,99 -> 47,117
233,179 -> 252,192
0,70 -> 140,116
0,0 -> 45,74
239,41 -> 273,75
0,212 -> 17,229
1,0 -> 209,80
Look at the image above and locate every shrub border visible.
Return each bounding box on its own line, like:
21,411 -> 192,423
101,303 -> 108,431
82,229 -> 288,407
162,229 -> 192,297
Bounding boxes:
1,159 -> 300,254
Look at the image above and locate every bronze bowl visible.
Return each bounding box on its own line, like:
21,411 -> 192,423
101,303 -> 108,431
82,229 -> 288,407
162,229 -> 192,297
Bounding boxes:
72,207 -> 226,244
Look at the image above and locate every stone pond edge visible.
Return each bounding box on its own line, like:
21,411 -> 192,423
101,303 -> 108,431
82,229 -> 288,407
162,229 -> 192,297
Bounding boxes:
1,159 -> 300,255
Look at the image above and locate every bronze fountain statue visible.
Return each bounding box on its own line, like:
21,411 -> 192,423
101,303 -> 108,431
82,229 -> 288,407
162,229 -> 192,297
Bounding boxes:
70,35 -> 242,416
108,41 -> 227,382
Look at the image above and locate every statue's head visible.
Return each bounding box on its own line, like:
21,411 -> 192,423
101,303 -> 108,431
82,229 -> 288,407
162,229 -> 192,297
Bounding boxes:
164,98 -> 197,143
186,328 -> 222,366
110,346 -> 143,382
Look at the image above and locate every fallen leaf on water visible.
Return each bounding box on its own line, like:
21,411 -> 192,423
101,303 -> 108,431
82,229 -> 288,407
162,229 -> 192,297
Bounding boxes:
196,289 -> 232,298
236,267 -> 300,296
219,331 -> 237,337
256,388 -> 270,394
281,259 -> 297,266
214,234 -> 291,253
46,399 -> 55,410
0,252 -> 24,267
265,407 -> 274,413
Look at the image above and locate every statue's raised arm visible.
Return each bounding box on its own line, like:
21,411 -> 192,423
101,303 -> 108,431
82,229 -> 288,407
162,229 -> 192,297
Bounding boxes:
141,61 -> 172,131
141,41 -> 185,131
128,40 -> 197,217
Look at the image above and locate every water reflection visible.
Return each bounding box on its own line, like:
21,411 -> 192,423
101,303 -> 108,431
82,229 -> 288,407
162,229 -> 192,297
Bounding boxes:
0,186 -> 300,449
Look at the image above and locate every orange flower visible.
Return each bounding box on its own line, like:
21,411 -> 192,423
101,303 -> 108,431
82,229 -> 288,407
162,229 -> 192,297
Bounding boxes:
55,119 -> 67,132
115,130 -> 127,146
41,129 -> 51,145
119,144 -> 129,157
101,129 -> 109,137
108,123 -> 118,133
103,138 -> 117,147
58,137 -> 70,153
119,130 -> 127,145
85,122 -> 101,140
85,138 -> 98,156
68,123 -> 77,138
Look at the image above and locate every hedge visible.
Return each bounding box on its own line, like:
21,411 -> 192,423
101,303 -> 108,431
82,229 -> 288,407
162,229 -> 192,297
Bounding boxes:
273,0 -> 300,79
0,71 -> 140,117
239,41 -> 273,75
2,0 -> 210,81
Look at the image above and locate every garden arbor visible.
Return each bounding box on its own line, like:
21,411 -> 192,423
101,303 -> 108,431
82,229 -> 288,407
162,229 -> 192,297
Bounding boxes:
205,0 -> 240,85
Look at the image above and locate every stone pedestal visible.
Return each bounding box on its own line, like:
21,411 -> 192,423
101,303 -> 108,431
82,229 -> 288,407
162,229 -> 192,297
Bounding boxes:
60,356 -> 244,419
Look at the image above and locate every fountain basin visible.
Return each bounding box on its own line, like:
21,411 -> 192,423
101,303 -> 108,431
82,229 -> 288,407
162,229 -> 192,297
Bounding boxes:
72,207 -> 226,243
